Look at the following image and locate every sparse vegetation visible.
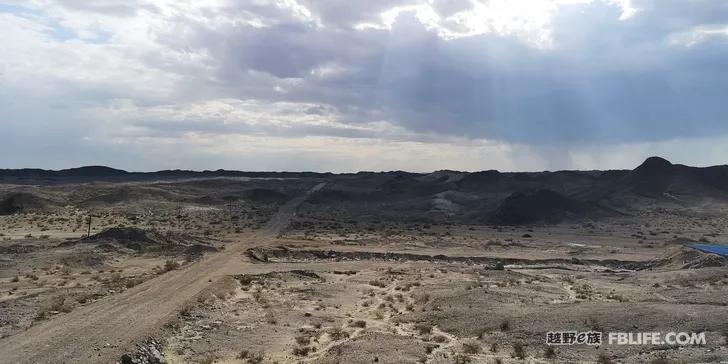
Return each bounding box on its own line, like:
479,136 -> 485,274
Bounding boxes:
292,346 -> 314,357
512,342 -> 525,359
597,352 -> 613,364
499,319 -> 510,331
163,260 -> 180,272
462,341 -> 481,354
2,160 -> 727,364
545,346 -> 556,359
415,323 -> 433,335
328,327 -> 350,340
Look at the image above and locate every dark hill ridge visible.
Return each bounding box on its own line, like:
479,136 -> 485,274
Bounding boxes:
456,170 -> 502,190
0,167 -> 327,184
4,157 -> 728,225
0,192 -> 58,215
628,157 -> 675,197
488,189 -> 617,224
72,227 -> 218,255
619,157 -> 728,199
2,157 -> 726,185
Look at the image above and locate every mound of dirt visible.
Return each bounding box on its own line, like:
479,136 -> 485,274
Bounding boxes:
652,247 -> 728,269
0,192 -> 56,215
76,227 -> 217,255
245,247 -> 647,269
488,189 -> 592,225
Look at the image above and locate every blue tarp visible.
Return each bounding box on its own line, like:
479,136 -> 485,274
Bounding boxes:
689,244 -> 728,257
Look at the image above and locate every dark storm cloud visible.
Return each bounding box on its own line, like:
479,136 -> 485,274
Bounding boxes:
154,0 -> 728,145
370,8 -> 728,144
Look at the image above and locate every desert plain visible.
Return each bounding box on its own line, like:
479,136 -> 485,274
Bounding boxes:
1,157 -> 727,364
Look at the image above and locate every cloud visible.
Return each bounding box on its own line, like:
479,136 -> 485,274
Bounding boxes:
1,0 -> 727,171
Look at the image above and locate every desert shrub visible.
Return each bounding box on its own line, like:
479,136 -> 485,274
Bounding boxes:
414,294 -> 430,305
462,341 -> 481,354
295,335 -> 311,345
586,317 -> 603,332
545,346 -> 556,358
499,319 -> 510,331
597,353 -> 613,364
237,350 -> 264,363
199,353 -> 218,364
179,304 -> 194,317
607,293 -> 626,302
49,295 -> 72,313
264,311 -> 277,325
292,346 -> 313,356
512,342 -> 525,359
125,278 -> 141,288
328,327 -> 350,340
238,275 -> 254,285
163,260 -> 180,272
252,289 -> 267,304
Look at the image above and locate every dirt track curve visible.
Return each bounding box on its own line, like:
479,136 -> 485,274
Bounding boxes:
0,183 -> 325,364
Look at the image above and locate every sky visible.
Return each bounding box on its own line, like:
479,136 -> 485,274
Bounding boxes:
1,0 -> 728,172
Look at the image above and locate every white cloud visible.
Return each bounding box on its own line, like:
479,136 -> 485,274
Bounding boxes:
1,0 -> 727,172
669,25 -> 728,47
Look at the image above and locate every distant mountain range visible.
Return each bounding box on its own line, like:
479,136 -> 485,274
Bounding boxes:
3,157 -> 728,224
0,165 -> 328,183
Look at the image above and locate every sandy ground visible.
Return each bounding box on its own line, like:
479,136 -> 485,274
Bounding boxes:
0,184 -> 322,364
1,180 -> 728,363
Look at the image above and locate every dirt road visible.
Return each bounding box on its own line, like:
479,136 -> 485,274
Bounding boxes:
0,183 -> 324,364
